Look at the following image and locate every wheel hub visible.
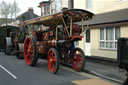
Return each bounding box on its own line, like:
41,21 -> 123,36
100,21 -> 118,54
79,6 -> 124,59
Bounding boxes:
72,48 -> 85,71
50,58 -> 52,63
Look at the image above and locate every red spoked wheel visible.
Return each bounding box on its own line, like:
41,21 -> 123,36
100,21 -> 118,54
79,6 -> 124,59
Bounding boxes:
47,48 -> 59,74
24,36 -> 38,66
72,48 -> 85,71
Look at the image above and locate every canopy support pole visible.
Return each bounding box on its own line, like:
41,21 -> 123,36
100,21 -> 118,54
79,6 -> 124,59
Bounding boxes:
62,18 -> 70,37
56,25 -> 58,40
84,20 -> 90,34
70,17 -> 72,37
81,17 -> 84,37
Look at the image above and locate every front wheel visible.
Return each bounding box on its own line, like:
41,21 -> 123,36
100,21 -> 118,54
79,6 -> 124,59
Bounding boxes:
24,36 -> 38,66
47,48 -> 59,74
72,48 -> 85,71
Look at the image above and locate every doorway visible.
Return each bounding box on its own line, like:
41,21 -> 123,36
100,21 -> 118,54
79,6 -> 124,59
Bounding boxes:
85,29 -> 91,56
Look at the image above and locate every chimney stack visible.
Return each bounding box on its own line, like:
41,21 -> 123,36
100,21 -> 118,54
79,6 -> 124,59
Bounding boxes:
28,7 -> 34,13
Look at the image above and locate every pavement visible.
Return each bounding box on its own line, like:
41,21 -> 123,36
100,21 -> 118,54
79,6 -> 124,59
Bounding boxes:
85,57 -> 127,84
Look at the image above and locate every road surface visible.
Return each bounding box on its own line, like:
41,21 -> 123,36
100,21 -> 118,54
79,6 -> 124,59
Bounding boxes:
0,52 -> 120,85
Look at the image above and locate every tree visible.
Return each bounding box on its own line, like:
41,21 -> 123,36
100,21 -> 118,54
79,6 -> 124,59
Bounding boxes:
0,0 -> 20,25
9,0 -> 20,20
0,1 -> 11,25
13,0 -> 20,19
10,4 -> 15,20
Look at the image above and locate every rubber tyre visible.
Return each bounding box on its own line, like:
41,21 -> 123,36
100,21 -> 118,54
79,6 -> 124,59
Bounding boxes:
24,36 -> 38,66
16,52 -> 24,59
16,43 -> 24,59
47,48 -> 59,74
72,48 -> 85,71
4,40 -> 12,55
4,45 -> 12,55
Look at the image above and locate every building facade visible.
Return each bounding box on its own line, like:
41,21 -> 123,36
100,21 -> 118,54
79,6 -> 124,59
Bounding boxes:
78,8 -> 128,60
39,0 -> 128,15
38,0 -> 128,60
67,0 -> 128,14
63,0 -> 128,60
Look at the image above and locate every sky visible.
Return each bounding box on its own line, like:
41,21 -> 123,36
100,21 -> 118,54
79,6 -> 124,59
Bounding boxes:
1,0 -> 49,16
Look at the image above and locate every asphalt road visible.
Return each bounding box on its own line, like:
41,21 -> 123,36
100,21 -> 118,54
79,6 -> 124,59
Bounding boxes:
0,52 -> 120,85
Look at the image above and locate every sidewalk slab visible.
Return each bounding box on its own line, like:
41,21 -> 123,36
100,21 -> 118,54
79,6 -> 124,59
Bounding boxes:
85,57 -> 127,82
72,79 -> 114,85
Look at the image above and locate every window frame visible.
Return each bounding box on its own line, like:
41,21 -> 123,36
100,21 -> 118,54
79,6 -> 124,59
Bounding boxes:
99,26 -> 120,50
44,5 -> 50,16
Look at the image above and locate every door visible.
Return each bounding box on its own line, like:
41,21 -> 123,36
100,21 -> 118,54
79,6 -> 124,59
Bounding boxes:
85,29 -> 91,56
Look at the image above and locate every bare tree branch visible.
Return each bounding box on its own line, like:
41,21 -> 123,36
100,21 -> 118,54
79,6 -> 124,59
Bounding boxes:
13,0 -> 20,19
0,0 -> 20,25
0,1 -> 11,25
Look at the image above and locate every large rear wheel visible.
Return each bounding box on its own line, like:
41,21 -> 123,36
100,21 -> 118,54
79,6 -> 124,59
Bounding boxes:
72,48 -> 85,71
4,44 -> 12,55
47,48 -> 59,74
16,43 -> 24,59
24,36 -> 38,66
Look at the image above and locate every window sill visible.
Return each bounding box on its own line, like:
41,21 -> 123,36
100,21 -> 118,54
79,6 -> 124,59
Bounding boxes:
99,48 -> 117,51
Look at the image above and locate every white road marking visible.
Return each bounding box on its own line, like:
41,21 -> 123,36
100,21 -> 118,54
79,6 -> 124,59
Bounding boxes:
0,65 -> 17,79
61,66 -> 99,79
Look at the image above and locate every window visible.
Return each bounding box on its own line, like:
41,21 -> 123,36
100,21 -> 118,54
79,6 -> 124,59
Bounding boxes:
41,7 -> 44,16
100,26 -> 120,49
44,5 -> 50,16
86,0 -> 92,9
